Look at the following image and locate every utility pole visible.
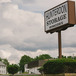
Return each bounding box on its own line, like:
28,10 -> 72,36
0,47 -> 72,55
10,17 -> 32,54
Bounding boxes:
58,31 -> 62,58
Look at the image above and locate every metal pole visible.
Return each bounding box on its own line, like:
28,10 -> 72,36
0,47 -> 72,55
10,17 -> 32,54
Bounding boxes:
58,31 -> 62,58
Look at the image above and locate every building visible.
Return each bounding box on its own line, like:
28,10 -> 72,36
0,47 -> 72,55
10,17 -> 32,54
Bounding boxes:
0,61 -> 6,74
24,64 -> 29,73
24,60 -> 48,74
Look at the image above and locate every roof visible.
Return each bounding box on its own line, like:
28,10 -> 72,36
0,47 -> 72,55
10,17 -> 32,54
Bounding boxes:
28,60 -> 46,68
0,61 -> 5,66
28,59 -> 54,68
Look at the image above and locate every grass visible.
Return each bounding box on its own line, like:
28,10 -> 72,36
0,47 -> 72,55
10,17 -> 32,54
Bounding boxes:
15,75 -> 40,76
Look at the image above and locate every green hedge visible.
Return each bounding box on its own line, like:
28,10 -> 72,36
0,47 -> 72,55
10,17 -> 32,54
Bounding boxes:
43,59 -> 76,74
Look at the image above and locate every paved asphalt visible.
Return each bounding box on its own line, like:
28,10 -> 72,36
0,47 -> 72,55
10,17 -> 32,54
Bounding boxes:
0,74 -> 40,76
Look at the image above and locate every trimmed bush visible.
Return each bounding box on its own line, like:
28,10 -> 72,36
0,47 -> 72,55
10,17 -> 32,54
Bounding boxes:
7,64 -> 19,75
43,59 -> 76,74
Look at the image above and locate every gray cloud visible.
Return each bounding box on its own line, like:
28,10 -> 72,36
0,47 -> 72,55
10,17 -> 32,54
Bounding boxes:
62,26 -> 76,48
0,0 -> 11,3
0,2 -> 59,51
0,2 -> 76,52
22,0 -> 35,3
11,0 -> 67,12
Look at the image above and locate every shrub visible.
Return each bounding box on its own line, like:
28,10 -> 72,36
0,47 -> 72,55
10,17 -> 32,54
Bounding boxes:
7,64 -> 19,75
38,67 -> 44,74
43,59 -> 76,74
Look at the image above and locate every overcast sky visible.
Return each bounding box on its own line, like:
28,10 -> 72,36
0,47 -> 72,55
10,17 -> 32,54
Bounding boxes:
0,0 -> 76,64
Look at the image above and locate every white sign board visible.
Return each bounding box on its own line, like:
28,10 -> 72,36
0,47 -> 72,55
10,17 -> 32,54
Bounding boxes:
44,1 -> 75,33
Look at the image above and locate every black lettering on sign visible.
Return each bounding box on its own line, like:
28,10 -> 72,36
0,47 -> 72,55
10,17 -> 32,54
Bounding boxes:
47,14 -> 66,26
46,3 -> 67,21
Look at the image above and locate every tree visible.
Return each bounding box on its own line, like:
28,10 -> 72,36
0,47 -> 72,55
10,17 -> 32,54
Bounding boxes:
34,56 -> 39,61
2,59 -> 9,66
74,56 -> 76,59
67,56 -> 73,59
19,55 -> 33,72
0,57 -> 2,61
62,55 -> 66,59
7,64 -> 19,75
34,54 -> 52,61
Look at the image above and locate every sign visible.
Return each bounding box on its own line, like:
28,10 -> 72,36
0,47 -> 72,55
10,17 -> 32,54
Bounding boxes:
44,1 -> 75,33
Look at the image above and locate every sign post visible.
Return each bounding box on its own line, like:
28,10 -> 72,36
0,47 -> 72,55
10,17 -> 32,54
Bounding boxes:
44,1 -> 75,58
58,31 -> 62,58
